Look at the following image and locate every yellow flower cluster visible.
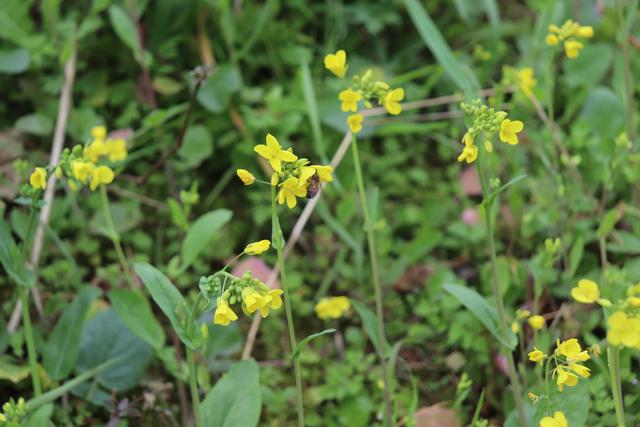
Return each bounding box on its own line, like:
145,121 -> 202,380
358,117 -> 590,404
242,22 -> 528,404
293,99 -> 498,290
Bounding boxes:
502,66 -> 537,97
529,338 -> 591,392
512,309 -> 545,334
28,125 -> 127,193
238,133 -> 333,209
540,411 -> 567,427
546,20 -> 594,59
324,50 -> 404,134
458,100 -> 524,164
315,296 -> 351,320
213,284 -> 283,326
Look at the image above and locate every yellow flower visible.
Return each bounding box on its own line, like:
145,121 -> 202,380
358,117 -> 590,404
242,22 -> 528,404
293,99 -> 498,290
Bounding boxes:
517,67 -> 537,97
29,167 -> 47,190
324,49 -> 347,78
569,362 -> 590,378
555,366 -> 578,392
105,138 -> 127,162
556,338 -> 590,362
546,34 -> 559,45
260,289 -> 284,318
627,282 -> 640,296
499,118 -> 524,145
540,411 -> 568,427
574,26 -> 593,38
511,321 -> 520,334
91,125 -> 107,140
236,169 -> 256,185
254,133 -> 298,172
528,315 -> 545,330
571,279 -> 599,303
347,114 -> 363,133
383,88 -> 404,115
241,288 -> 272,313
277,177 -> 307,209
528,347 -> 545,364
83,139 -> 108,162
607,311 -> 640,348
339,89 -> 362,112
315,296 -> 351,319
71,160 -> 95,183
457,143 -> 478,164
214,298 -> 238,326
89,165 -> 114,191
628,296 -> 640,307
311,165 -> 333,183
244,239 -> 271,255
564,40 -> 583,58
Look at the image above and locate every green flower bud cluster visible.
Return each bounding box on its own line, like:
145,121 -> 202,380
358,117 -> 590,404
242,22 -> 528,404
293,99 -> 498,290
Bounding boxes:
1,398 -> 27,426
199,271 -> 269,306
461,99 -> 506,134
351,69 -> 392,108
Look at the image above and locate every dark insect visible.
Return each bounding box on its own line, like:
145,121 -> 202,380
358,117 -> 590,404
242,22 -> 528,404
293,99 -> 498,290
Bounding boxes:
306,173 -> 321,199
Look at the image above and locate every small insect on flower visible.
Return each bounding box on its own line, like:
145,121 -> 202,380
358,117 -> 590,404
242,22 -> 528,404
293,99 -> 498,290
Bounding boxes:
324,49 -> 347,78
539,411 -> 567,427
244,239 -> 271,255
305,173 -> 321,199
29,167 -> 47,190
236,169 -> 256,186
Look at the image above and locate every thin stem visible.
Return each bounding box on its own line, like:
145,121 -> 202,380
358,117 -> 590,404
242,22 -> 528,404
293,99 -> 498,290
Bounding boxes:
186,347 -> 202,427
100,185 -> 135,288
608,346 -> 625,426
350,137 -> 393,427
617,0 -> 635,147
477,154 -> 527,426
271,186 -> 304,427
19,286 -> 42,397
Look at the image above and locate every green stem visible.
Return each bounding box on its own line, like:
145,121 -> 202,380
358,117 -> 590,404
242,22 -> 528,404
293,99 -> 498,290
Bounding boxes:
350,137 -> 393,427
186,347 -> 202,427
616,0 -> 635,147
19,286 -> 42,397
271,186 -> 304,427
100,185 -> 135,288
477,153 -> 527,426
608,346 -> 625,426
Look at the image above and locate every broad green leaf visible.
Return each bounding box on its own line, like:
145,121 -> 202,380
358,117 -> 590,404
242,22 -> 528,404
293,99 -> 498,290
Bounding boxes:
291,328 -> 336,359
108,5 -> 141,63
562,43 -> 613,89
0,355 -> 30,383
200,359 -> 261,427
134,262 -> 198,348
43,287 -> 102,380
177,125 -> 214,169
580,87 -> 625,140
74,310 -> 153,401
403,0 -> 479,93
204,323 -> 244,358
0,48 -> 29,74
180,209 -> 232,272
24,403 -> 53,427
443,283 -> 517,350
109,289 -> 166,350
351,300 -> 391,356
89,200 -> 142,239
532,381 -> 590,426
608,231 -> 640,254
197,64 -> 242,113
15,113 -> 53,136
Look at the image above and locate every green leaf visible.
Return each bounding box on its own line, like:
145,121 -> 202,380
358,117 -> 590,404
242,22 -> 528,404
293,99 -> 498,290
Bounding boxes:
108,5 -> 144,64
15,113 -> 54,136
24,404 -> 53,427
89,200 -> 142,238
43,287 -> 101,380
443,283 -> 517,350
0,218 -> 34,288
0,48 -> 29,74
291,328 -> 336,359
597,208 -> 618,238
403,0 -> 479,93
180,209 -> 232,272
108,289 -> 166,350
351,300 -> 390,356
197,64 -> 242,113
0,355 -> 30,383
177,125 -> 214,169
74,310 -> 153,403
532,381 -> 590,426
580,86 -> 625,140
134,262 -> 198,349
200,359 -> 262,427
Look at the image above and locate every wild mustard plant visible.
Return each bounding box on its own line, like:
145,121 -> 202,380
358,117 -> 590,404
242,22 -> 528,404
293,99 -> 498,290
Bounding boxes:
236,132 -> 333,427
545,20 -> 594,59
324,48 -> 405,427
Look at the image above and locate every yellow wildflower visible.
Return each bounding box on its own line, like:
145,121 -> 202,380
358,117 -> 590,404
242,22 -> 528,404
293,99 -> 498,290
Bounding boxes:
83,139 -> 108,162
571,279 -> 599,303
540,411 -> 568,427
213,298 -> 238,326
528,314 -> 545,330
569,362 -> 590,378
260,289 -> 284,318
254,133 -> 298,172
383,88 -> 404,115
324,49 -> 347,78
339,89 -> 362,112
277,177 -> 307,209
546,34 -> 559,45
311,165 -> 334,183
511,321 -> 520,334
29,167 -> 47,190
457,140 -> 478,164
627,282 -> 640,296
89,165 -> 114,191
556,338 -> 590,362
236,169 -> 256,185
91,125 -> 107,140
106,138 -> 127,162
564,40 -> 583,58
528,347 -> 545,364
244,239 -> 271,255
574,26 -> 593,38
555,366 -> 578,391
347,114 -> 363,133
516,308 -> 531,320
517,67 -> 537,97
71,160 -> 95,183
607,311 -> 640,348
499,118 -> 524,145
315,296 -> 351,319
241,288 -> 272,313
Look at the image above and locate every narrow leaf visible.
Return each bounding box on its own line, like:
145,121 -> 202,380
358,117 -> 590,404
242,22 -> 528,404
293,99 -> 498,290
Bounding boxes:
352,300 -> 390,356
291,328 -> 336,359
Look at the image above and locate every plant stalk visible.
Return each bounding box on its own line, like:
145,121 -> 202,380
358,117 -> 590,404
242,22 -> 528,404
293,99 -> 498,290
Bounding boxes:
186,348 -> 202,427
477,154 -> 527,426
350,137 -> 393,427
19,286 -> 42,397
100,185 -> 135,288
608,346 -> 625,426
271,186 -> 305,427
